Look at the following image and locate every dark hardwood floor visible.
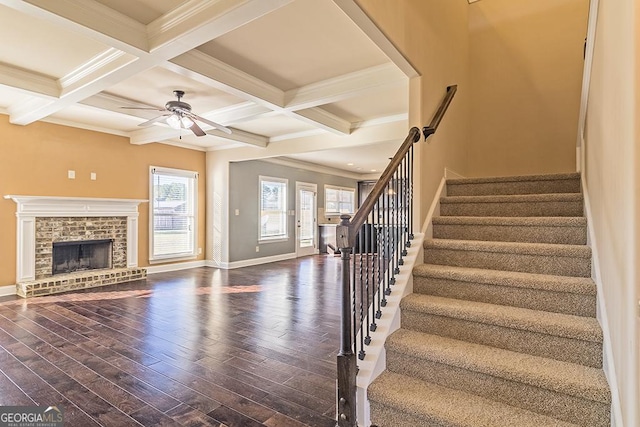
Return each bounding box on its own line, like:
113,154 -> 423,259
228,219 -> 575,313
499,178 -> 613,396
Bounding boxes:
0,255 -> 343,427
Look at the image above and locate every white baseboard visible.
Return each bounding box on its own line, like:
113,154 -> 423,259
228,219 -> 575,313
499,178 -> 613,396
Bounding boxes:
219,252 -> 297,269
0,285 -> 16,297
421,176 -> 446,236
581,176 -> 623,426
145,260 -> 207,274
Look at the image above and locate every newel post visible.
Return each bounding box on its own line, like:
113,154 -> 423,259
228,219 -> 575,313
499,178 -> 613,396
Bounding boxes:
336,214 -> 356,427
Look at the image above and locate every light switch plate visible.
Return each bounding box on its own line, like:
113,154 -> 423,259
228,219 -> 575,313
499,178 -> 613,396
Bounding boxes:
68,170 -> 75,179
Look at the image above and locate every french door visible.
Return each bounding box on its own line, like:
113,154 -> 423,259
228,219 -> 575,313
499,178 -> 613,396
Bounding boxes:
296,182 -> 317,257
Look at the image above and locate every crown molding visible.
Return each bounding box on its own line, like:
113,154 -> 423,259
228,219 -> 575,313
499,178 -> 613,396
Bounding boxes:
58,48 -> 134,96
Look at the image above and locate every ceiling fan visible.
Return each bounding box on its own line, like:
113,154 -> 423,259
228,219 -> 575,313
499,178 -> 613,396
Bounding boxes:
122,90 -> 232,137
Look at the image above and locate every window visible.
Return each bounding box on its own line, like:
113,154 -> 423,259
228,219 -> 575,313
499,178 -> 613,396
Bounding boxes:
150,166 -> 198,262
260,176 -> 288,241
325,185 -> 356,216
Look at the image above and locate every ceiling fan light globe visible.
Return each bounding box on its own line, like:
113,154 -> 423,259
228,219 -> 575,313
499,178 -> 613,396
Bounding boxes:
181,116 -> 194,128
166,114 -> 181,130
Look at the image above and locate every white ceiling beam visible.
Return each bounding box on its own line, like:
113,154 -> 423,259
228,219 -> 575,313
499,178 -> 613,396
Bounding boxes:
147,0 -> 294,55
81,93 -> 271,128
2,0 -> 293,126
166,50 -> 284,108
18,0 -> 149,54
332,0 -> 420,78
58,48 -> 136,97
289,108 -> 351,135
0,63 -> 59,98
80,92 -> 162,112
129,122 -> 267,148
284,63 -> 406,111
209,120 -> 408,160
203,102 -> 273,125
167,52 -> 352,135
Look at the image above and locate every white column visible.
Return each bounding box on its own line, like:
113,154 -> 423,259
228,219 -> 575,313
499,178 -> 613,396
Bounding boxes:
127,214 -> 139,267
16,216 -> 36,282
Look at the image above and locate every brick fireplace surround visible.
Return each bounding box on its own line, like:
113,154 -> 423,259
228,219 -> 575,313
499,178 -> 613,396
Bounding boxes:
4,196 -> 147,298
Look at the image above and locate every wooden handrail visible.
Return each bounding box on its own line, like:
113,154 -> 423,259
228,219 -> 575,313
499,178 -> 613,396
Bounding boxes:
423,84 -> 457,139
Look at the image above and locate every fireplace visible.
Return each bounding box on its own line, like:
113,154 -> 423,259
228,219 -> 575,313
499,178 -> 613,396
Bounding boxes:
52,239 -> 113,275
4,195 -> 148,297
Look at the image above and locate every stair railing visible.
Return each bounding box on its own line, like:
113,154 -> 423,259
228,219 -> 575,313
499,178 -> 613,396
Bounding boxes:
335,85 -> 457,427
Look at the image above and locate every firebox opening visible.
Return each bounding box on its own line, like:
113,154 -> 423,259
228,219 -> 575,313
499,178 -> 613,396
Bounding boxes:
52,239 -> 113,275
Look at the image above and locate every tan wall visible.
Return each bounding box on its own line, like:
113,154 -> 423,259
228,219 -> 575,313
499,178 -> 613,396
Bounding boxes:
584,0 -> 639,424
0,116 -> 206,287
468,0 -> 589,177
356,0 -> 470,225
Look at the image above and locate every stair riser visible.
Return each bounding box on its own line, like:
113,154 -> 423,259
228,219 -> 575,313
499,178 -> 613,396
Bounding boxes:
400,311 -> 602,368
423,247 -> 591,277
440,200 -> 583,217
432,223 -> 587,245
446,179 -> 581,197
413,276 -> 596,317
370,402 -> 445,427
385,350 -> 609,427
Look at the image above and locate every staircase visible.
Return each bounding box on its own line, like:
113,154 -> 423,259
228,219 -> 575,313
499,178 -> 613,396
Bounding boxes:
368,173 -> 611,427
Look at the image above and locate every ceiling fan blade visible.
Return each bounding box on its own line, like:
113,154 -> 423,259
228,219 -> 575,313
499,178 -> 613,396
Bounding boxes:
189,121 -> 206,137
189,113 -> 232,134
138,114 -> 171,127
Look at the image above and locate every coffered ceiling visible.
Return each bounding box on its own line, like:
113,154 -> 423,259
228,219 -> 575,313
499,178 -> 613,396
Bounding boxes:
0,0 -> 412,173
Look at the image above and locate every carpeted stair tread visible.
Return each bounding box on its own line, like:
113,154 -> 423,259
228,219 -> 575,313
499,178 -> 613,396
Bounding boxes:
413,264 -> 596,295
386,330 -> 610,403
401,294 -> 602,342
369,371 -> 580,427
432,216 -> 587,244
446,173 -> 581,197
441,193 -> 583,204
424,238 -> 591,259
432,216 -> 586,227
446,172 -> 580,186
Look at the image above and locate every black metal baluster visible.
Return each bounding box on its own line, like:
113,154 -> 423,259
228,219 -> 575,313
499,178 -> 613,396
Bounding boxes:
392,169 -> 400,278
358,229 -> 365,360
351,239 -> 357,363
409,145 -> 414,240
382,183 -> 390,300
363,218 -> 371,349
374,196 -> 382,322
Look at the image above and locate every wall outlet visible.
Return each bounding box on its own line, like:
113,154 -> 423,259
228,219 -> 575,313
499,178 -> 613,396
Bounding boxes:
90,172 -> 97,180
68,170 -> 75,179
255,246 -> 259,252
235,209 -> 240,216
198,248 -> 202,255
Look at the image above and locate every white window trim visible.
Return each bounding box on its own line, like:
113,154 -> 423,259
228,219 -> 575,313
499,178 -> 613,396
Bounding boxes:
259,175 -> 289,243
324,184 -> 356,216
149,166 -> 198,263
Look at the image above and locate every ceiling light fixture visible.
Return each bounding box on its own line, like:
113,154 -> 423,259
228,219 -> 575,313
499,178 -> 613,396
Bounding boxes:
166,113 -> 194,130
181,116 -> 194,128
166,114 -> 181,130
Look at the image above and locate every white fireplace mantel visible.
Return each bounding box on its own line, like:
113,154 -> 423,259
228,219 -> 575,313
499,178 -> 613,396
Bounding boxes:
4,195 -> 147,283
